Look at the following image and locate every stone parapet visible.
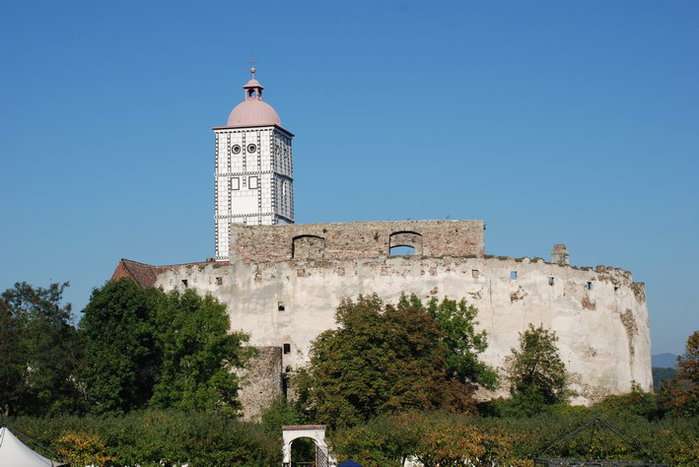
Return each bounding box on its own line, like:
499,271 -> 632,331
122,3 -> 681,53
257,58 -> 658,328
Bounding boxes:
229,219 -> 485,263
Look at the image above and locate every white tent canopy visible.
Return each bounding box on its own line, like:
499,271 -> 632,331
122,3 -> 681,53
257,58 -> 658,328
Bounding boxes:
0,426 -> 66,467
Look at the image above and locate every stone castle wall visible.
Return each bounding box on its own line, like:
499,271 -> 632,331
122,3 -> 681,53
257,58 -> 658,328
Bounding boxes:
229,220 -> 485,263
234,346 -> 283,419
153,220 -> 652,418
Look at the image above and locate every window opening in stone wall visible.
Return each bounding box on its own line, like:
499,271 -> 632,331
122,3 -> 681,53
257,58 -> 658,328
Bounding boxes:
249,176 -> 258,189
390,245 -> 415,256
278,302 -> 285,311
231,177 -> 240,190
389,231 -> 423,256
216,277 -> 223,285
472,269 -> 480,279
510,271 -> 518,280
283,343 -> 291,354
181,279 -> 188,288
585,281 -> 592,290
548,277 -> 555,286
614,286 -> 619,292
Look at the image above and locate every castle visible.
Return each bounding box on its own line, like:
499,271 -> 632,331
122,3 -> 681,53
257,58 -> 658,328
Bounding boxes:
111,68 -> 652,419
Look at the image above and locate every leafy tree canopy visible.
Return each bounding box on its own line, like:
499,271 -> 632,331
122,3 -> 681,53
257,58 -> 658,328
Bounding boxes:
149,289 -> 252,415
422,295 -> 499,389
296,294 -> 492,427
80,279 -> 251,415
661,330 -> 699,416
487,324 -> 569,417
0,282 -> 84,416
80,279 -> 162,414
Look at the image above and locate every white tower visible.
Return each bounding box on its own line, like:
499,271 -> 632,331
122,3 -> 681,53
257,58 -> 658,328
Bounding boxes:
213,67 -> 294,261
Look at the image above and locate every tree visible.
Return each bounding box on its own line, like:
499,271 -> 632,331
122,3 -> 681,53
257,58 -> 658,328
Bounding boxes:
423,296 -> 499,389
661,330 -> 699,416
148,289 -> 252,415
505,324 -> 568,415
0,282 -> 84,415
80,279 -> 252,415
80,279 -> 162,414
296,295 -> 477,427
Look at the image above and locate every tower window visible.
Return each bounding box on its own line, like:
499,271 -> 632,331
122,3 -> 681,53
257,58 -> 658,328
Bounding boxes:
585,281 -> 593,290
283,343 -> 291,354
510,271 -> 518,280
249,176 -> 259,189
231,144 -> 241,154
216,277 -> 223,285
247,143 -> 257,153
231,177 -> 240,190
278,302 -> 285,311
181,279 -> 188,288
548,277 -> 555,286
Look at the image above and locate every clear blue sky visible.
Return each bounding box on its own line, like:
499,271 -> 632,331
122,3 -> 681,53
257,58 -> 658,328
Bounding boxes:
1,1 -> 697,355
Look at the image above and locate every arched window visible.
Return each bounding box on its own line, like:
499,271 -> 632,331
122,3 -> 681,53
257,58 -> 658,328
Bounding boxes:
388,231 -> 423,256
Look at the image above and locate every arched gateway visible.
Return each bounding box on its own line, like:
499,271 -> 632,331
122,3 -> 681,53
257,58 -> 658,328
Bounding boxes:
282,425 -> 332,467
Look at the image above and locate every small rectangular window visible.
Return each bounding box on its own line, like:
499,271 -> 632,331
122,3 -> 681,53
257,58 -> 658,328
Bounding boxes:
231,177 -> 240,190
548,277 -> 555,286
181,279 -> 188,288
216,277 -> 223,285
471,269 -> 479,279
585,281 -> 593,290
278,302 -> 285,311
283,343 -> 291,354
510,271 -> 518,280
249,176 -> 259,189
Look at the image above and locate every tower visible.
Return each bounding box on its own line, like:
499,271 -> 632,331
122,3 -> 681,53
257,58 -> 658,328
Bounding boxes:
213,67 -> 294,261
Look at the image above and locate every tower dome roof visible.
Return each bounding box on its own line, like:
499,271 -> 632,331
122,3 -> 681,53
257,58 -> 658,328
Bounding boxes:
227,99 -> 281,127
226,66 -> 281,128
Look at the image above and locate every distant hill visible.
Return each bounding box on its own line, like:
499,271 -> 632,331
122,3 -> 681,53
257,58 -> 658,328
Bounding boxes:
652,353 -> 678,368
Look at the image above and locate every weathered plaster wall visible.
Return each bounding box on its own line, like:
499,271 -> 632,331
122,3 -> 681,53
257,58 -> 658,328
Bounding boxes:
155,254 -> 652,410
229,220 -> 485,263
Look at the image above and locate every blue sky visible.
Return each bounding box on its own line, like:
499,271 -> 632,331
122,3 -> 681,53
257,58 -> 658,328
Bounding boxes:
1,1 -> 697,355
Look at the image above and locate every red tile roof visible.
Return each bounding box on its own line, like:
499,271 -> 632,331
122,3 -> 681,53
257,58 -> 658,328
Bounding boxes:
110,258 -> 225,287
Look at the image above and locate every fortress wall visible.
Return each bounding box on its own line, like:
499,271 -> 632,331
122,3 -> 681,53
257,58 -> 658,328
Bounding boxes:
154,255 -> 652,409
234,346 -> 283,420
229,220 -> 485,263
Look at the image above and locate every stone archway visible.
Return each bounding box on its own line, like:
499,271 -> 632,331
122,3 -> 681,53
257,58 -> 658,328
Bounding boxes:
282,425 -> 331,467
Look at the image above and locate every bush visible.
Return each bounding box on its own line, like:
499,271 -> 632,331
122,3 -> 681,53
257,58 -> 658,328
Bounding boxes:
9,410 -> 279,466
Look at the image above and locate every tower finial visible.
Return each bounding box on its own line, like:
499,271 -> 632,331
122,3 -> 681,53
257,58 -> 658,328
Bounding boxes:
249,59 -> 257,78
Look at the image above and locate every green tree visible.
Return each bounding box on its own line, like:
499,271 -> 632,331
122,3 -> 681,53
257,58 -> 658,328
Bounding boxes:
500,324 -> 568,416
423,296 -> 499,389
0,282 -> 84,416
80,279 -> 161,414
296,295 -> 476,427
149,289 -> 252,415
661,330 -> 699,416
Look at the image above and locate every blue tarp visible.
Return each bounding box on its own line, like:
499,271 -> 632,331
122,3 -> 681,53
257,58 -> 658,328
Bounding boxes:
338,461 -> 362,467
